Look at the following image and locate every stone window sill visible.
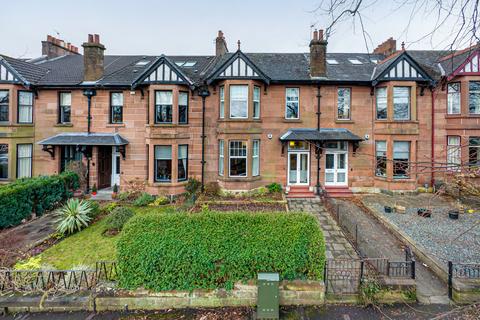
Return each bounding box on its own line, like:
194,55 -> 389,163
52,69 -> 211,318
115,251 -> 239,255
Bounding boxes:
218,176 -> 262,182
283,119 -> 302,123
335,119 -> 354,124
148,124 -> 189,128
374,120 -> 418,124
218,119 -> 262,123
151,181 -> 188,187
445,114 -> 480,118
106,123 -> 125,128
55,123 -> 73,127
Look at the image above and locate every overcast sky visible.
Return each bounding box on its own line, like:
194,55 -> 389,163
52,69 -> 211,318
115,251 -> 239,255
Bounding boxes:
0,0 -> 465,58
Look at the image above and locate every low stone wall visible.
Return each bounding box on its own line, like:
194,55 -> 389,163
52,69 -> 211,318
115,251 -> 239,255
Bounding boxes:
1,280 -> 325,313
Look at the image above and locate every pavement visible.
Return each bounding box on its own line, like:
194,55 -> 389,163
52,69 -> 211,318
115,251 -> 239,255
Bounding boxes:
90,188 -> 113,201
333,198 -> 450,304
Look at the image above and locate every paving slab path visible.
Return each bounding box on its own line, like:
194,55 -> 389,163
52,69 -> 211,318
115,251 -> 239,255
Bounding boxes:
288,198 -> 358,260
333,198 -> 450,304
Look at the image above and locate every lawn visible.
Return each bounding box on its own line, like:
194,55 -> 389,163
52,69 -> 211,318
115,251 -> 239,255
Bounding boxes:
31,205 -> 174,270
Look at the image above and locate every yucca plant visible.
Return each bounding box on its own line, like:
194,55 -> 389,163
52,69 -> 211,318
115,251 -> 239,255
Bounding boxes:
56,198 -> 92,235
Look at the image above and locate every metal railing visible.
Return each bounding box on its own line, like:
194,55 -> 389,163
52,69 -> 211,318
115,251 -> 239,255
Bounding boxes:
448,261 -> 480,299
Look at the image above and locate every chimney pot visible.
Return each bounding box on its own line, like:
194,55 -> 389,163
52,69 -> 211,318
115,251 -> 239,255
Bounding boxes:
313,30 -> 318,41
94,34 -> 100,43
88,34 -> 94,43
215,30 -> 228,56
319,29 -> 324,41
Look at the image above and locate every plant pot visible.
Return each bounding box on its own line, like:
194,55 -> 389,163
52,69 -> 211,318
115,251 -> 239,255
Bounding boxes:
384,206 -> 393,213
448,210 -> 459,220
92,192 -> 97,196
418,208 -> 431,218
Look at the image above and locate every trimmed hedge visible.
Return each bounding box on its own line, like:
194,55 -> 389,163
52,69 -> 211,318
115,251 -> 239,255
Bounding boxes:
0,172 -> 79,228
117,211 -> 325,291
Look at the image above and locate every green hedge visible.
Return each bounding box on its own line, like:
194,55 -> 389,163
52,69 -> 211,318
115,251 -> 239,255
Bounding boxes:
117,211 -> 325,291
0,172 -> 79,228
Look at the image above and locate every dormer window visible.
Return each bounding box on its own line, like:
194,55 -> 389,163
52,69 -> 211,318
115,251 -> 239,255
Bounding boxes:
348,59 -> 363,65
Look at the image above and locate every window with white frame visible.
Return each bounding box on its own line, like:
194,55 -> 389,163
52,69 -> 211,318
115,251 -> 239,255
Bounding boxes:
285,88 -> 299,119
218,140 -> 224,176
178,91 -> 188,124
375,141 -> 387,177
0,144 -> 7,179
18,91 -> 33,124
229,140 -> 247,177
252,140 -> 260,176
229,85 -> 248,118
253,86 -> 260,119
393,141 -> 410,178
59,92 -> 71,124
447,136 -> 461,170
0,90 -> 9,122
155,91 -> 173,123
178,144 -> 188,181
393,87 -> 410,120
219,86 -> 225,119
376,87 -> 387,120
447,83 -> 460,114
337,88 -> 351,120
110,92 -> 123,123
16,144 -> 32,178
469,137 -> 480,166
154,145 -> 172,182
469,81 -> 480,114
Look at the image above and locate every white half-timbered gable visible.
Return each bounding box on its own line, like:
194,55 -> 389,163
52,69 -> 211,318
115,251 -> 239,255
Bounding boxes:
142,62 -> 185,83
131,56 -> 193,89
0,59 -> 21,83
377,55 -> 429,81
207,51 -> 270,84
220,57 -> 259,77
455,50 -> 480,75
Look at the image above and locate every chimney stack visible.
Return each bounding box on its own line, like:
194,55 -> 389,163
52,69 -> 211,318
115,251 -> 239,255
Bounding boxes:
42,35 -> 79,59
309,29 -> 327,78
82,34 -> 105,82
215,30 -> 228,56
373,37 -> 397,57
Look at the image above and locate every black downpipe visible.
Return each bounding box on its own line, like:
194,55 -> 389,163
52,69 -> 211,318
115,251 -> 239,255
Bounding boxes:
83,89 -> 96,193
198,87 -> 210,192
316,85 -> 322,196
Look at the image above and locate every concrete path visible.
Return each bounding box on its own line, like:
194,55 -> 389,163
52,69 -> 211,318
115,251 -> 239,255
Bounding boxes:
333,198 -> 450,304
90,188 -> 113,201
288,198 -> 358,260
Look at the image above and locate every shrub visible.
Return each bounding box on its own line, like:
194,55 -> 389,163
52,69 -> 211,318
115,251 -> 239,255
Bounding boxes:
102,202 -> 118,214
185,178 -> 201,195
148,195 -> 170,206
86,201 -> 101,219
266,182 -> 282,193
0,172 -> 79,228
204,181 -> 220,197
56,198 -> 92,235
133,192 -> 155,207
117,211 -> 325,291
103,207 -> 135,232
117,191 -> 132,202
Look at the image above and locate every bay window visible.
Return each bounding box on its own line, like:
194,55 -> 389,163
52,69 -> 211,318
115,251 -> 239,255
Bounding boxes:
469,81 -> 480,114
219,140 -> 224,176
18,91 -> 33,124
375,141 -> 387,177
393,87 -> 410,120
155,91 -> 173,123
219,86 -> 225,119
229,140 -> 247,177
59,92 -> 71,123
447,83 -> 460,114
376,87 -> 387,120
285,88 -> 299,119
447,136 -> 461,170
16,144 -> 32,178
469,137 -> 480,166
178,145 -> 188,181
252,140 -> 260,176
230,85 -> 248,118
253,86 -> 260,119
178,91 -> 188,124
0,90 -> 8,122
393,141 -> 410,178
0,144 -> 7,179
110,92 -> 123,123
337,88 -> 351,120
154,145 -> 172,182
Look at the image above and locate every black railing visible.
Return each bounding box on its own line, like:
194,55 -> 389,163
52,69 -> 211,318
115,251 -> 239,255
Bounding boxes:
448,261 -> 480,299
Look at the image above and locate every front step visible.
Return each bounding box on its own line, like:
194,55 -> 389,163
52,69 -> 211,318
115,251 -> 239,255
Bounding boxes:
287,186 -> 316,198
324,186 -> 353,198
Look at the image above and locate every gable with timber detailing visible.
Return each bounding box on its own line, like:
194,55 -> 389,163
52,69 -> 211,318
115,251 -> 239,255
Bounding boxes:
455,50 -> 480,75
142,61 -> 186,83
376,53 -> 431,81
0,60 -> 21,83
220,56 -> 259,77
207,51 -> 270,84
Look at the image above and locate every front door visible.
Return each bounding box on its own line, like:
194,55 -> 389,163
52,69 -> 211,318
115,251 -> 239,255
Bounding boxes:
288,152 -> 309,185
325,152 -> 348,186
97,146 -> 112,189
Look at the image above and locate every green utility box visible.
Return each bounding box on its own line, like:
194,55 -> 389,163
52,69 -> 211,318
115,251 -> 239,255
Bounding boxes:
257,272 -> 280,319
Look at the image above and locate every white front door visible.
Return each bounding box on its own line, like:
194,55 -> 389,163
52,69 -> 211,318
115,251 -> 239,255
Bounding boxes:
288,152 -> 309,185
111,147 -> 121,187
325,152 -> 348,186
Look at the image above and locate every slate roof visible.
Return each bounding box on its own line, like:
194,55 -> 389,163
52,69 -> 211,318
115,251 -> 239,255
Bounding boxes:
280,128 -> 363,141
0,45 -> 478,88
37,132 -> 129,146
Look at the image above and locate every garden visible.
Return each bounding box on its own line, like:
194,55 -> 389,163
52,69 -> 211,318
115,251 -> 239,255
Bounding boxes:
0,174 -> 326,294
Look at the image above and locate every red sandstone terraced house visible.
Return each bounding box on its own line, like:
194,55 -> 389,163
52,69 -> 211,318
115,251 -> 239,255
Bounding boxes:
0,31 -> 479,197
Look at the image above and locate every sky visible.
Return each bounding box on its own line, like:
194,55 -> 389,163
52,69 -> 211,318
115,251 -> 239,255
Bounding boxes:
0,0 -> 467,58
